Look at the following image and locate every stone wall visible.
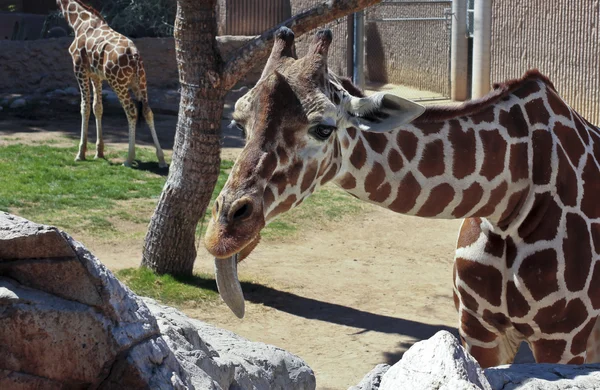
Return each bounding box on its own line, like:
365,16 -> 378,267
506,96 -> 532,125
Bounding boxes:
491,0 -> 600,125
0,36 -> 259,95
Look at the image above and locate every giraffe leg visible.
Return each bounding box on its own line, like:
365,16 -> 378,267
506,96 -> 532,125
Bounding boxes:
131,80 -> 167,168
459,315 -> 521,368
91,76 -> 104,159
75,69 -> 91,162
586,317 -> 600,363
108,79 -> 137,167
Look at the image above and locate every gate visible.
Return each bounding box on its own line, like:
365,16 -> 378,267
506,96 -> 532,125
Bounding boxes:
365,0 -> 453,100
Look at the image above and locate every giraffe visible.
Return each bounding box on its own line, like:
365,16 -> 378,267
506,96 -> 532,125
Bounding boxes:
56,0 -> 167,168
204,27 -> 600,367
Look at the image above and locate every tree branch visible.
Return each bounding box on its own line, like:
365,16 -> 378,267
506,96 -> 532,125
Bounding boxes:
221,0 -> 381,90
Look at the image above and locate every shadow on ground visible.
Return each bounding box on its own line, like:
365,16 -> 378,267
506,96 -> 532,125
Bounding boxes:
175,273 -> 460,364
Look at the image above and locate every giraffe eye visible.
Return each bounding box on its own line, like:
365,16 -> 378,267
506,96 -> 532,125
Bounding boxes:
311,125 -> 336,141
234,122 -> 246,137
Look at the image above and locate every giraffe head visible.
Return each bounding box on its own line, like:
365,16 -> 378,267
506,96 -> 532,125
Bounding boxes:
204,27 -> 424,317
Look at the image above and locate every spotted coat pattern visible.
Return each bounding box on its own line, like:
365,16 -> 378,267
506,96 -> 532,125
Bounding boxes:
205,28 -> 600,368
56,0 -> 166,167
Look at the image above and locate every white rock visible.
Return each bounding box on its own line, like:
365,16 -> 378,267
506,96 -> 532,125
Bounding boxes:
348,364 -> 390,390
9,98 -> 26,109
485,363 -> 600,390
379,331 -> 491,390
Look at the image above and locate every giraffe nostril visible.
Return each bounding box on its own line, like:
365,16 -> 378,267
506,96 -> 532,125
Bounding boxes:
230,200 -> 253,222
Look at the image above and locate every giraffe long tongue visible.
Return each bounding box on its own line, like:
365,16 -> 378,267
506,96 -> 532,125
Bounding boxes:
214,254 -> 245,318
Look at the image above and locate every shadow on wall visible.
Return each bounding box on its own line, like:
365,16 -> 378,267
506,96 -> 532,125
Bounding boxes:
365,22 -> 387,84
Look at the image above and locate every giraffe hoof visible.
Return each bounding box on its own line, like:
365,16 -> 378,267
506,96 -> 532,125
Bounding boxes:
159,162 -> 168,169
123,161 -> 133,168
94,154 -> 104,160
75,155 -> 85,162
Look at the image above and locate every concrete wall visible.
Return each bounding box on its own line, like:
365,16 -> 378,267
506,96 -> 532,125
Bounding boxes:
490,0 -> 600,125
0,36 -> 258,94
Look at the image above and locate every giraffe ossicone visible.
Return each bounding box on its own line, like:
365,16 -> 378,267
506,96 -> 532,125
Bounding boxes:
56,0 -> 167,168
205,27 -> 600,367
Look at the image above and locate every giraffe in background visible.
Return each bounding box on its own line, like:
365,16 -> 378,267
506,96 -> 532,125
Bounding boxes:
204,27 -> 600,367
56,0 -> 167,168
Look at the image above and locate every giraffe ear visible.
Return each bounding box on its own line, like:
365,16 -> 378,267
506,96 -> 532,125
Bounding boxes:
346,93 -> 425,133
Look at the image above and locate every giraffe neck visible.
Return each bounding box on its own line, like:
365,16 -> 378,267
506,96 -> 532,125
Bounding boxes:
331,87 -> 545,228
57,0 -> 106,33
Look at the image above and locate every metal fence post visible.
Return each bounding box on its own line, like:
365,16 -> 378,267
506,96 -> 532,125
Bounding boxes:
353,10 -> 365,90
451,0 -> 469,101
471,0 -> 492,99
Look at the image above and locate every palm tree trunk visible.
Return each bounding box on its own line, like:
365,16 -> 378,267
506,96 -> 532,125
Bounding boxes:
142,0 -> 223,275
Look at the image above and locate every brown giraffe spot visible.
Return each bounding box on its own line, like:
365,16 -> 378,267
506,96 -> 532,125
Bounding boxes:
531,338 -> 567,364
506,281 -> 530,317
455,257 -> 502,307
320,163 -> 338,185
568,356 -> 585,364
362,132 -> 387,154
397,130 -> 419,161
276,146 -> 289,165
534,298 -> 588,335
452,183 -> 484,218
564,212 -> 592,292
346,127 -> 357,139
338,173 -> 356,190
479,130 -> 507,181
482,310 -> 511,333
508,143 -> 529,182
333,139 -> 341,159
457,218 -> 482,248
571,318 -> 596,356
591,223 -> 600,254
518,192 -> 562,243
263,186 -> 275,210
266,194 -> 297,220
458,286 -> 479,312
341,135 -> 350,149
453,290 -> 460,311
369,183 -> 391,203
573,113 -> 591,144
468,345 -> 501,369
258,152 -> 278,179
471,106 -> 495,125
350,137 -> 367,170
448,121 -> 476,179
499,104 -> 529,138
414,121 -> 444,135
300,160 -> 318,193
484,231 -> 504,258
271,172 -> 288,195
461,310 -> 498,343
417,184 -> 455,217
474,181 -> 508,216
513,322 -> 534,337
556,148 -> 578,207
519,248 -> 559,301
505,236 -> 517,268
524,98 -> 550,126
555,122 -> 585,166
388,173 -> 421,213
547,90 -> 571,118
531,130 -> 554,185
364,162 -> 386,197
581,155 -> 600,219
387,148 -> 404,172
588,261 -> 600,310
288,161 -> 303,186
498,186 -> 530,230
419,139 -> 445,178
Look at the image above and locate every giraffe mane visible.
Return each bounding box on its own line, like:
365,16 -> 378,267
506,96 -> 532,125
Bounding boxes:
72,0 -> 107,23
414,69 -> 557,123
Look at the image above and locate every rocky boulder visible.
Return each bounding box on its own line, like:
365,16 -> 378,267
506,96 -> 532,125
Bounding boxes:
0,212 -> 315,389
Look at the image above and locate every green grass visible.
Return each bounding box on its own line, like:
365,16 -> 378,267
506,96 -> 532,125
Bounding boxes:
0,142 -> 364,241
115,267 -> 219,306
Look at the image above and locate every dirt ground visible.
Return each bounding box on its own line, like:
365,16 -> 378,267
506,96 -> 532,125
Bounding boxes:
0,98 -> 496,389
